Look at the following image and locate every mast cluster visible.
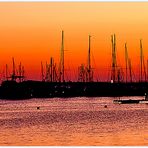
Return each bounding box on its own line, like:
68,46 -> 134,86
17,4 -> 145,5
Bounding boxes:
2,32 -> 148,83
78,35 -> 94,82
111,35 -> 148,83
4,57 -> 25,82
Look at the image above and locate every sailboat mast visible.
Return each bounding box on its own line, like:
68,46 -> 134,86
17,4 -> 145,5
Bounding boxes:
140,39 -> 143,82
50,57 -> 53,82
12,57 -> 16,81
6,64 -> 8,81
140,39 -> 146,82
128,58 -> 132,82
59,30 -> 65,82
125,43 -> 128,83
12,57 -> 15,77
88,35 -> 91,82
111,34 -> 117,83
62,30 -> 64,82
147,60 -> 148,82
41,61 -> 44,81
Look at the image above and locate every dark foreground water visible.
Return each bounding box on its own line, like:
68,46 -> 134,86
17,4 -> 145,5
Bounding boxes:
0,97 -> 148,146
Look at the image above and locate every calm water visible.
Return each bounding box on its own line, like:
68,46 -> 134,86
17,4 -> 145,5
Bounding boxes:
0,97 -> 148,146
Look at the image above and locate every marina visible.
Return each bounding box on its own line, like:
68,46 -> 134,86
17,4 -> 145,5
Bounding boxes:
0,32 -> 148,99
0,2 -> 148,146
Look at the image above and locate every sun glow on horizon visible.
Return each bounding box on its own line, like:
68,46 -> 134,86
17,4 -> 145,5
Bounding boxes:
0,2 -> 148,82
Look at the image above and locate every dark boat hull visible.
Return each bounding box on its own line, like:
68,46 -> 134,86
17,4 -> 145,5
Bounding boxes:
113,99 -> 148,104
113,99 -> 140,104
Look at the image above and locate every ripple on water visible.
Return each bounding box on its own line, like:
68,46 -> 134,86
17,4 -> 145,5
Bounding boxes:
0,97 -> 148,145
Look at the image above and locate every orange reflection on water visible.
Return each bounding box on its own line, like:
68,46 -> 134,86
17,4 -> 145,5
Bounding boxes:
0,97 -> 148,145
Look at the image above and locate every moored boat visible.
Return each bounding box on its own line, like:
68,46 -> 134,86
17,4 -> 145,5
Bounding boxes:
113,93 -> 148,104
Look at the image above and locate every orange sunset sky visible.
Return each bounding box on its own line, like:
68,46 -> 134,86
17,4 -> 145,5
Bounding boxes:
0,2 -> 148,81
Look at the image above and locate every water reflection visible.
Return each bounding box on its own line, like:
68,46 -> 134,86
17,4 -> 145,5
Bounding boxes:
0,97 -> 148,145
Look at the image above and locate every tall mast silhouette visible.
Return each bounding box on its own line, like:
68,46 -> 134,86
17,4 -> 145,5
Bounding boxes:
140,39 -> 146,82
125,43 -> 128,83
88,35 -> 91,82
111,34 -> 117,83
59,30 -> 65,82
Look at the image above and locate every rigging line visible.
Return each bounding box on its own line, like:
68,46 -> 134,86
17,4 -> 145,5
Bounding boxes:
70,56 -> 77,82
91,50 -> 100,81
107,51 -> 112,82
73,67 -> 77,82
131,66 -> 136,82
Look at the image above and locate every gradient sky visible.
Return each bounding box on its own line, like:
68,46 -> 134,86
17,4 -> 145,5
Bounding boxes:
0,2 -> 148,81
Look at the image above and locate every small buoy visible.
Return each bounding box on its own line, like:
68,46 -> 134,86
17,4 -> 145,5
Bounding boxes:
37,106 -> 40,110
104,105 -> 107,108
